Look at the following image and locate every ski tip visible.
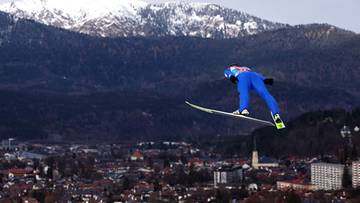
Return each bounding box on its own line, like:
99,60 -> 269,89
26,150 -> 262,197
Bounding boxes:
185,101 -> 192,106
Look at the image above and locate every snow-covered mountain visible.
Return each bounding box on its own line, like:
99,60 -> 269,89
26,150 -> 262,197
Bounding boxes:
0,0 -> 287,38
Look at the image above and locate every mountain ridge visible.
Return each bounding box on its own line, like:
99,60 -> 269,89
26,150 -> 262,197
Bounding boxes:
0,11 -> 358,95
0,0 -> 287,38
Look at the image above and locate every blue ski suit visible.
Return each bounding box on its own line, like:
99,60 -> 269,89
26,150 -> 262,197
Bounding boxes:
224,66 -> 280,115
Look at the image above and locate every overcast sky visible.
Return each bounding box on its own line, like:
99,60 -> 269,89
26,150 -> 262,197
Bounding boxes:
146,0 -> 360,33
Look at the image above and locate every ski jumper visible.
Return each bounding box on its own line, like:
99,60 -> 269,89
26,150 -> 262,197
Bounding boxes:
224,66 -> 280,115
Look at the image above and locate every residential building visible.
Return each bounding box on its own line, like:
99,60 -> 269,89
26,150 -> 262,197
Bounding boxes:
311,163 -> 344,190
352,161 -> 360,188
214,165 -> 242,187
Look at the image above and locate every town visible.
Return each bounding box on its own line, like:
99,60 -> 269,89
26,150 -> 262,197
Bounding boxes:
0,126 -> 360,202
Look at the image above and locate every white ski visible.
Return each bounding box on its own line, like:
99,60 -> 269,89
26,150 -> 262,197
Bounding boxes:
185,101 -> 275,127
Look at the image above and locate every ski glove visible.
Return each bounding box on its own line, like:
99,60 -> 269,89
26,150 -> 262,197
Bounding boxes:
264,78 -> 274,86
230,76 -> 238,84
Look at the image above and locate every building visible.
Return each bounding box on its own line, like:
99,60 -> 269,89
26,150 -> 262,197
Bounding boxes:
130,150 -> 144,161
22,197 -> 39,203
251,148 -> 259,169
277,180 -> 317,191
253,156 -> 279,169
352,161 -> 360,188
251,136 -> 279,169
214,165 -> 242,187
0,139 -> 26,150
18,152 -> 46,160
311,163 -> 344,190
1,168 -> 34,179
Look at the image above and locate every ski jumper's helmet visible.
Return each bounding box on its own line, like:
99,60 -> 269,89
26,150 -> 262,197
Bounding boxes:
224,64 -> 251,79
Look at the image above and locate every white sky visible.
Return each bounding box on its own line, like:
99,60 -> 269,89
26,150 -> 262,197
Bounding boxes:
146,0 -> 360,33
0,0 -> 358,33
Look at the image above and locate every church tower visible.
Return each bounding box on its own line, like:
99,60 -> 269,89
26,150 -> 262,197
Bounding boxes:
251,135 -> 259,169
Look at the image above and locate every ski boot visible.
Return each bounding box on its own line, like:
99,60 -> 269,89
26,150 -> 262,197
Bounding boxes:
272,113 -> 285,129
233,109 -> 250,116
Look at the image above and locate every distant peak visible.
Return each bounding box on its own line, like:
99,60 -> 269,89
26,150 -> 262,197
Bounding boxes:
2,0 -> 148,18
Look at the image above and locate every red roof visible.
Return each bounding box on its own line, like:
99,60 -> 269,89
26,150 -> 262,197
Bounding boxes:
95,179 -> 113,185
289,179 -> 306,184
22,197 -> 39,203
132,150 -> 144,158
189,158 -> 204,165
10,183 -> 32,191
2,168 -> 33,176
279,179 -> 307,185
79,183 -> 97,189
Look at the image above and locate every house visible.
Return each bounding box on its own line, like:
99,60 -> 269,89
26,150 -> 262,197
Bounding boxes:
277,179 -> 317,191
22,197 -> 39,203
131,150 -> 144,161
1,168 -> 34,178
18,151 -> 46,160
